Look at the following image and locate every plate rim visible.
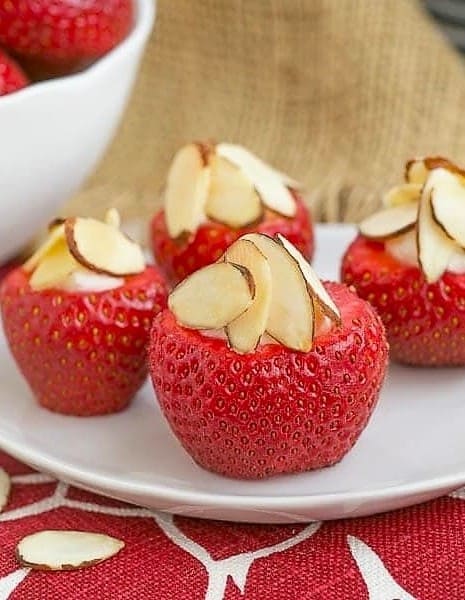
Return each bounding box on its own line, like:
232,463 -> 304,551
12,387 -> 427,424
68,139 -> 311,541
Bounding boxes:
0,422 -> 462,512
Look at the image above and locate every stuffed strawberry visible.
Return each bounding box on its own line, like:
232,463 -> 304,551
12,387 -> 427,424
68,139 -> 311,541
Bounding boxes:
341,156 -> 465,366
151,142 -> 314,285
149,233 -> 387,479
0,49 -> 28,95
0,210 -> 167,416
0,0 -> 133,66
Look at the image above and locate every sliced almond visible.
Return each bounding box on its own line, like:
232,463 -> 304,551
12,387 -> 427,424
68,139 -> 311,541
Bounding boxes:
29,239 -> 77,290
275,234 -> 341,324
23,223 -> 66,272
242,233 -> 314,351
383,183 -> 422,208
164,143 -> 211,238
206,155 -> 264,228
17,531 -> 124,571
48,217 -> 66,232
417,173 -> 458,283
169,262 -> 254,329
216,143 -> 296,218
359,203 -> 418,241
405,156 -> 465,185
65,217 -> 145,277
424,157 -> 465,180
429,169 -> 465,247
272,167 -> 303,190
224,239 -> 272,353
405,158 -> 429,185
104,208 -> 121,229
0,468 -> 10,512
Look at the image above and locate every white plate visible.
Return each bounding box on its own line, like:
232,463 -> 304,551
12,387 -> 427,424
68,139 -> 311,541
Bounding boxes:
0,224 -> 464,524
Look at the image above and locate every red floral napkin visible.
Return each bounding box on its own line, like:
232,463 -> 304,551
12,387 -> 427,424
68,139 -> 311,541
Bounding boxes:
0,449 -> 463,599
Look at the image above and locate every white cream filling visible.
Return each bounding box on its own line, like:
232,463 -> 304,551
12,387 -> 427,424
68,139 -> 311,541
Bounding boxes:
59,269 -> 124,292
200,329 -> 279,346
386,229 -> 465,273
447,252 -> 465,274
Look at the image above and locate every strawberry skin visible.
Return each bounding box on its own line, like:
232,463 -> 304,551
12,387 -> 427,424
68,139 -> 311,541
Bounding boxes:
0,0 -> 133,64
0,49 -> 28,95
0,266 -> 168,416
149,283 -> 387,479
341,235 -> 465,366
151,191 -> 314,285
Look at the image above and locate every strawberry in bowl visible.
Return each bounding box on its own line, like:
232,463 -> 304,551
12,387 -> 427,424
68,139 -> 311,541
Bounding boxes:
0,0 -> 133,70
0,210 -> 167,416
149,234 -> 387,479
150,142 -> 314,285
0,49 -> 29,96
341,156 -> 465,366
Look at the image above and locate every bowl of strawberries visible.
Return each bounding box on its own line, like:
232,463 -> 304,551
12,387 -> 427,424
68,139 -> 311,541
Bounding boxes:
0,0 -> 155,264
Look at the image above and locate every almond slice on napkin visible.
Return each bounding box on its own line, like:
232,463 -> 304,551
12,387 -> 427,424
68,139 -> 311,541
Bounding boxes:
16,530 -> 124,571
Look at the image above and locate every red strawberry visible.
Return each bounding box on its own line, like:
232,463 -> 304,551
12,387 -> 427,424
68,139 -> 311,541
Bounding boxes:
341,235 -> 465,366
0,49 -> 28,95
0,266 -> 167,416
149,282 -> 388,479
0,0 -> 133,65
151,191 -> 314,285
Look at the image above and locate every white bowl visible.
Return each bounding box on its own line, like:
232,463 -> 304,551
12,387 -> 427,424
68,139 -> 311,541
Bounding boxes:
0,0 -> 156,263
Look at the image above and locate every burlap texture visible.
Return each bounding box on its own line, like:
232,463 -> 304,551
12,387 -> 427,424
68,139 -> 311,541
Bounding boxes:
66,0 -> 465,223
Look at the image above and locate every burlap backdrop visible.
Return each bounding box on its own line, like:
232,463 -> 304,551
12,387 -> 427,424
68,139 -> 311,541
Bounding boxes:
66,0 -> 465,223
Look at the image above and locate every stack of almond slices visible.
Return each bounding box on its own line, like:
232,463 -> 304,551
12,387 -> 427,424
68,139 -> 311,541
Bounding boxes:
359,157 -> 465,282
23,209 -> 145,290
169,233 -> 341,354
164,142 -> 300,237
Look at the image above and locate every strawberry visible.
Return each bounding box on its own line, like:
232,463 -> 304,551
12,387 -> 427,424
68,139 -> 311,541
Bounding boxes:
341,235 -> 465,366
151,191 -> 314,285
149,282 -> 387,479
0,266 -> 167,416
0,0 -> 133,65
0,49 -> 28,95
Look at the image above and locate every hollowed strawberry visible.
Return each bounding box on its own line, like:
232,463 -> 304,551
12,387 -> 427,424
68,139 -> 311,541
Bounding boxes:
149,233 -> 387,479
1,266 -> 167,416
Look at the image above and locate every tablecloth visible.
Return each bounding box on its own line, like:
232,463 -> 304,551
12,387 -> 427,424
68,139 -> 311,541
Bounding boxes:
0,450 -> 464,599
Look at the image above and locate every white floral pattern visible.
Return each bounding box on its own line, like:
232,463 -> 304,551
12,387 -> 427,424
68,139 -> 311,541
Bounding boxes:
348,535 -> 416,600
0,471 -> 321,599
